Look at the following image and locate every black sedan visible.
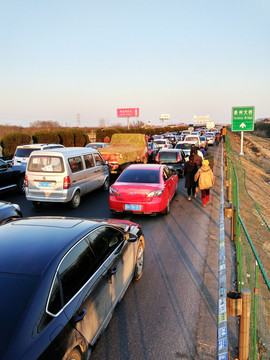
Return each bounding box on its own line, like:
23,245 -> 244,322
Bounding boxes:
0,200 -> 22,224
0,217 -> 145,360
0,158 -> 26,194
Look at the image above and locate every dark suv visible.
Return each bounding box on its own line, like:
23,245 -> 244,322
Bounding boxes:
0,158 -> 26,194
155,148 -> 186,177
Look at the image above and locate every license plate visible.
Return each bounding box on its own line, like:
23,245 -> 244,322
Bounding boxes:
125,204 -> 141,211
39,182 -> 52,188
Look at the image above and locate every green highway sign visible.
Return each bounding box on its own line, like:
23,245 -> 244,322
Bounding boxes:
232,106 -> 254,131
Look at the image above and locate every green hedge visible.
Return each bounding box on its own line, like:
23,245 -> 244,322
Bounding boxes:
32,131 -> 60,144
0,132 -> 31,159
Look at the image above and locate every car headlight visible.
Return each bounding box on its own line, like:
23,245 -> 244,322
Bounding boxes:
147,189 -> 164,197
109,187 -> 120,196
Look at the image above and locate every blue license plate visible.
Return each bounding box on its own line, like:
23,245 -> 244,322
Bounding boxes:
125,204 -> 141,211
39,182 -> 52,188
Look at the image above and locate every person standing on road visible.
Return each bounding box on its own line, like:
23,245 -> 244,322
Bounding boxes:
190,148 -> 202,192
194,159 -> 215,207
184,155 -> 198,201
221,126 -> 227,142
215,132 -> 221,146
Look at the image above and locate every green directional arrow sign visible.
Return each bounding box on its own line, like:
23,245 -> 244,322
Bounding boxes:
232,106 -> 254,131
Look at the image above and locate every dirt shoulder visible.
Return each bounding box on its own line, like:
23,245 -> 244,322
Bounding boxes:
226,131 -> 270,222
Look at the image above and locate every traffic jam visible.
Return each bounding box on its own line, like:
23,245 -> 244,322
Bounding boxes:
0,127 -> 220,359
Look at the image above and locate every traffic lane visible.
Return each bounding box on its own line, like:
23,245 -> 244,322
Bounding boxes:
0,187 -> 113,219
90,178 -> 217,359
0,164 -> 217,359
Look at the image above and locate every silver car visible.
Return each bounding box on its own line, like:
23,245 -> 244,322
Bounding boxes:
25,147 -> 110,208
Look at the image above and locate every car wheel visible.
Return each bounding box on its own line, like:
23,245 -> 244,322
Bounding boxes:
164,199 -> 170,215
69,191 -> 81,209
65,348 -> 82,360
17,176 -> 25,194
134,242 -> 144,281
103,177 -> 109,191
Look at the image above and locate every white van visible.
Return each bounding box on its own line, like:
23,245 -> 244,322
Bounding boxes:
13,144 -> 64,165
25,147 -> 110,208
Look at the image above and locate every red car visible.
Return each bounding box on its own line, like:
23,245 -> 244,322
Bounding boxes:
109,164 -> 178,215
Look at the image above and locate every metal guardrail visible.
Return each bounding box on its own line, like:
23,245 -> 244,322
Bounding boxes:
217,144 -> 228,360
225,134 -> 270,359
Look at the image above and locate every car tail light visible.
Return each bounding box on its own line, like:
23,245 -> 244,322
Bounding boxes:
164,144 -> 167,148
63,176 -> 71,189
177,153 -> 181,162
12,156 -> 15,165
147,189 -> 164,197
25,175 -> 28,187
109,187 -> 120,196
155,153 -> 159,162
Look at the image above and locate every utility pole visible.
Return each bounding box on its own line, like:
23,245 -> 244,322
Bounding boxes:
76,113 -> 81,127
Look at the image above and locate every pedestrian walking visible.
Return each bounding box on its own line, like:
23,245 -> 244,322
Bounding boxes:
199,145 -> 206,157
184,155 -> 198,201
215,132 -> 221,146
194,159 -> 215,207
190,148 -> 202,192
221,126 -> 227,142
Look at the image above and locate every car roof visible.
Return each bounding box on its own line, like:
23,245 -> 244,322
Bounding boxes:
176,141 -> 196,144
29,147 -> 99,157
16,144 -> 63,148
125,164 -> 163,171
0,217 -> 108,275
159,148 -> 181,152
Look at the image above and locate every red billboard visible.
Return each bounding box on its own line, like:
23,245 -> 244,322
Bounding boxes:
117,108 -> 139,117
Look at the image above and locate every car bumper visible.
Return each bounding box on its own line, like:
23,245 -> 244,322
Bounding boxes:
109,195 -> 166,214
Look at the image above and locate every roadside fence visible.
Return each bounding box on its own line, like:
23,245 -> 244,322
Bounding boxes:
225,135 -> 270,359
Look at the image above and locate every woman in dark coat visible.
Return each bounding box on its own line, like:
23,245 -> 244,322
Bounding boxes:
183,154 -> 198,200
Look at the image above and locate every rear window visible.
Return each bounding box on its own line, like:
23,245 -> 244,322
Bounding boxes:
185,136 -> 198,142
176,144 -> 192,150
159,152 -> 178,162
154,140 -> 165,145
28,156 -> 64,173
15,148 -> 40,157
118,169 -> 160,184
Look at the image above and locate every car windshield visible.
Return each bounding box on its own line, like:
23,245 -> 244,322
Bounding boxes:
15,148 -> 40,157
117,169 -> 160,183
0,273 -> 39,355
159,152 -> 178,162
28,156 -> 64,173
176,144 -> 192,150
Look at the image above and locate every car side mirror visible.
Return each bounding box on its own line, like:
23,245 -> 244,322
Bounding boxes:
125,233 -> 138,242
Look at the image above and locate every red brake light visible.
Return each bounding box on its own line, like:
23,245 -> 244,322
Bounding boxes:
164,144 -> 167,148
25,175 -> 28,187
155,153 -> 159,162
177,153 -> 181,162
12,156 -> 15,165
63,176 -> 71,189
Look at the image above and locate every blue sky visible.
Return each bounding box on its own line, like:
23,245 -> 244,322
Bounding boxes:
0,0 -> 269,128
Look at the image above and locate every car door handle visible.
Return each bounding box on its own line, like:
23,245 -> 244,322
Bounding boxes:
110,266 -> 118,275
75,308 -> 86,322
94,170 -> 100,173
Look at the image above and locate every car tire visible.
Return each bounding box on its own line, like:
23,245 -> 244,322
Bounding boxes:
65,348 -> 82,360
69,191 -> 81,209
103,177 -> 109,191
134,242 -> 144,281
17,176 -> 25,194
164,199 -> 170,215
